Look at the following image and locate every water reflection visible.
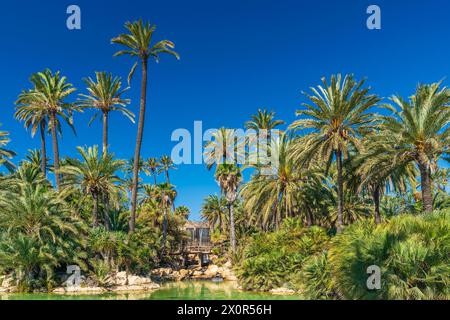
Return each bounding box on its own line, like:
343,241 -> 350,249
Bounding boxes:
0,281 -> 302,300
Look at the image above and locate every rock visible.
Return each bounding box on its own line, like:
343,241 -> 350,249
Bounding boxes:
178,269 -> 190,281
53,287 -> 66,294
53,286 -> 107,294
269,287 -> 296,295
192,270 -> 204,278
1,275 -> 14,288
127,275 -> 153,286
223,260 -> 232,269
221,270 -> 237,281
112,283 -> 159,292
204,265 -> 219,278
114,271 -> 128,286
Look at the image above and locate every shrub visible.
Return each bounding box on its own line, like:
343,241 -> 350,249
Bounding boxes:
235,220 -> 329,291
329,210 -> 450,300
291,251 -> 336,299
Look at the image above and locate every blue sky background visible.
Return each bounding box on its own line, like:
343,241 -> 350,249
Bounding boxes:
1,0 -> 449,220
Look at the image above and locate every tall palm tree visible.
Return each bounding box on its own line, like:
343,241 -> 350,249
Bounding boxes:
204,127 -> 246,170
290,74 -> 380,232
241,134 -> 298,230
62,146 -> 124,229
144,157 -> 161,185
159,155 -> 176,184
201,194 -> 228,233
112,20 -> 180,233
379,82 -> 450,212
78,72 -> 134,155
15,95 -> 48,175
17,70 -> 78,190
214,164 -> 242,254
155,182 -> 177,254
0,126 -> 16,172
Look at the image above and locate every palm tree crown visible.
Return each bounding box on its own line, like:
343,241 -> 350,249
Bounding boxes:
290,74 -> 380,232
78,72 -> 134,154
379,81 -> 450,212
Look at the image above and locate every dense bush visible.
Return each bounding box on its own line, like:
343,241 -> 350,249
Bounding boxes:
329,210 -> 449,300
236,211 -> 449,300
235,219 -> 330,291
291,251 -> 336,299
0,169 -> 87,291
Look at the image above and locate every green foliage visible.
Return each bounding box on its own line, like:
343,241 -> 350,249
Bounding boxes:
235,220 -> 330,291
0,167 -> 86,291
292,252 -> 335,300
329,210 -> 450,299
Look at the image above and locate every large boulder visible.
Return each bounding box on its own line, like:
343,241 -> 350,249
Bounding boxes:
204,265 -> 220,278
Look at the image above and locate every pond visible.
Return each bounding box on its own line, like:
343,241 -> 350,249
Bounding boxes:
0,281 -> 302,300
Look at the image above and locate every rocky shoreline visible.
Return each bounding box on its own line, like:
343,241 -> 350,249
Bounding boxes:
0,262 -> 297,296
0,262 -> 238,295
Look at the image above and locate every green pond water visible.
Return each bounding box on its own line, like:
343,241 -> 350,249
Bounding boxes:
0,281 -> 302,300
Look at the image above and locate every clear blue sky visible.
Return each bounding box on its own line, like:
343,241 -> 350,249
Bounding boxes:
1,0 -> 449,219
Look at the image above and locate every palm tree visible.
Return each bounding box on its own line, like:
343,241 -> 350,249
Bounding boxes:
112,19 -> 180,233
352,137 -> 417,224
144,157 -> 161,185
0,126 -> 16,172
155,182 -> 177,254
16,70 -> 78,190
241,134 -> 298,230
214,164 -> 242,254
0,166 -> 84,289
62,146 -> 124,229
290,74 -> 380,232
175,205 -> 190,220
204,127 -> 246,170
22,149 -> 51,174
78,72 -> 134,155
245,108 -> 285,133
15,94 -> 49,175
379,82 -> 450,212
159,155 -> 176,184
201,194 -> 228,233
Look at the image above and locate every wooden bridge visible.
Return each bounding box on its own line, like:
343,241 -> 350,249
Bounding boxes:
184,240 -> 213,254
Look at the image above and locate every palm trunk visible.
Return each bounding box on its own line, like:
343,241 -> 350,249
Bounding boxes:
39,121 -> 47,176
373,185 -> 381,224
153,174 -> 157,185
335,148 -> 344,233
50,112 -> 61,190
162,206 -> 168,255
166,171 -> 176,211
92,192 -> 99,227
102,111 -> 108,156
130,58 -> 149,233
165,171 -> 170,184
418,161 -> 433,213
103,194 -> 111,231
228,203 -> 236,254
306,208 -> 313,227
